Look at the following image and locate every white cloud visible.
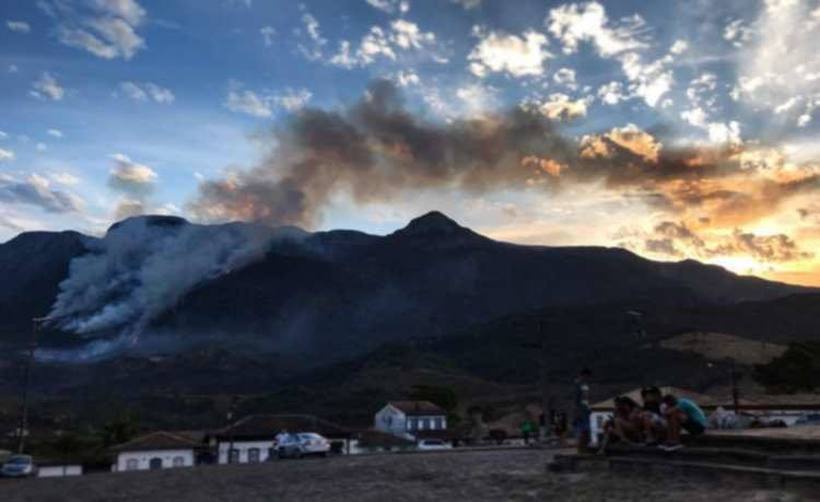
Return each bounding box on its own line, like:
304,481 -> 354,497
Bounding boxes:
723,19 -> 753,48
8,64 -> 18,73
224,81 -> 311,117
0,131 -> 7,139
296,11 -> 327,61
597,80 -> 626,105
707,121 -> 742,144
365,0 -> 409,14
619,52 -> 674,108
41,0 -> 147,60
732,0 -> 820,128
468,27 -> 551,78
0,173 -> 83,213
7,20 -> 31,33
47,128 -> 64,138
669,39 -> 688,55
119,81 -> 175,104
0,148 -> 14,162
30,72 -> 65,101
108,153 -> 157,193
330,20 -> 437,68
36,142 -> 48,152
553,67 -> 576,89
394,70 -> 420,86
451,0 -> 481,9
530,93 -> 590,120
50,172 -> 80,186
455,83 -> 497,114
260,25 -> 276,47
546,1 -> 647,57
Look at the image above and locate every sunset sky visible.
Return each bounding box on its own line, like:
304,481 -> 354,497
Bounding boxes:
1,0 -> 819,285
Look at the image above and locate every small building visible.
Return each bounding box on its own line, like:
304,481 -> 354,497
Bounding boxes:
37,462 -> 83,478
112,431 -> 201,472
210,414 -> 353,463
374,401 -> 448,441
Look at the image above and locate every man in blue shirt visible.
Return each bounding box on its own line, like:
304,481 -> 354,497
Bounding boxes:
661,394 -> 708,450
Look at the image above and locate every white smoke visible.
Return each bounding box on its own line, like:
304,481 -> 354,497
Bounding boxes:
43,215 -> 293,359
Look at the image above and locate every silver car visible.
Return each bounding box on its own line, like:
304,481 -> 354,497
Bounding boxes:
277,433 -> 331,459
1,454 -> 37,478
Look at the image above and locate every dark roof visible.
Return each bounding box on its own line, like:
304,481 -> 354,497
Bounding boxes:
388,401 -> 446,416
215,414 -> 351,440
356,430 -> 415,448
111,431 -> 201,452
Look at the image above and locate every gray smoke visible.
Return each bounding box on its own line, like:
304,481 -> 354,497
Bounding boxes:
41,215 -> 298,361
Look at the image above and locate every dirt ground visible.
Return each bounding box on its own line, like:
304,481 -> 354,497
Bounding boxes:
0,448 -> 807,501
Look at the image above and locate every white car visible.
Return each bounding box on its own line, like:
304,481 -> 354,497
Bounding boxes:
1,454 -> 38,478
417,439 -> 451,451
277,433 -> 331,459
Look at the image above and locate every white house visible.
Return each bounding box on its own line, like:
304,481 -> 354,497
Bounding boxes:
112,431 -> 200,472
211,414 -> 353,463
374,401 -> 448,441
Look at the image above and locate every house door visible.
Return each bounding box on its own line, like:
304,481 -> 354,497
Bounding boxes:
149,457 -> 163,470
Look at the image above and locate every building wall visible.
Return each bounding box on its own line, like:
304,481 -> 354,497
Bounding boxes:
115,449 -> 194,472
217,440 -> 275,464
38,465 -> 82,477
374,406 -> 408,436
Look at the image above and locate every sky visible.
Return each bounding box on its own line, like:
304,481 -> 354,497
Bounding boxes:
1,0 -> 819,286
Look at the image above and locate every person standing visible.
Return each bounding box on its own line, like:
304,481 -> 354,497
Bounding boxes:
573,368 -> 592,453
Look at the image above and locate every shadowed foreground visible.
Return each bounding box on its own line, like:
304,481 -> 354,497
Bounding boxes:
0,449 -> 804,501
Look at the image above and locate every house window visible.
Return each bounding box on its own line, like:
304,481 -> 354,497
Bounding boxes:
125,458 -> 138,471
407,418 -> 416,431
149,457 -> 163,470
419,418 -> 428,430
248,448 -> 261,463
229,448 -> 240,463
434,417 -> 444,429
172,456 -> 186,467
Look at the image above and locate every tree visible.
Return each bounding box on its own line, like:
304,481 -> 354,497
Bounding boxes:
53,432 -> 82,476
100,411 -> 139,447
754,342 -> 820,393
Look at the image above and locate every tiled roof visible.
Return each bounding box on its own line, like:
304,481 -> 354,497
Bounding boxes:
111,431 -> 201,452
388,401 -> 446,416
216,414 -> 351,439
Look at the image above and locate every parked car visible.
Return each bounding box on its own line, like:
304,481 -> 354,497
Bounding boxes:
1,454 -> 38,478
277,433 -> 331,459
417,439 -> 451,451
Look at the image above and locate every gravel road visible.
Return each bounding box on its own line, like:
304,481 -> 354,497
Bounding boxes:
0,448 -> 804,501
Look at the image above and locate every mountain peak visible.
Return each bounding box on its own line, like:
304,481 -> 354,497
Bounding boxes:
389,211 -> 484,244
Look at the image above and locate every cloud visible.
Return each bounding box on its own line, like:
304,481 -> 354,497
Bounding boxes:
723,19 -> 753,48
451,0 -> 481,9
0,148 -> 15,162
7,20 -> 31,33
50,172 -> 80,185
393,70 -> 420,87
47,128 -> 64,138
295,9 -> 327,61
546,1 -> 648,57
0,173 -> 83,213
553,67 -> 576,89
468,27 -> 551,78
40,0 -> 147,60
580,123 -> 661,163
30,72 -> 65,101
597,81 -> 627,105
330,19 -> 438,68
365,0 -> 409,14
260,25 -> 275,47
529,93 -> 589,121
108,153 -> 157,195
224,81 -> 312,117
119,81 -> 175,103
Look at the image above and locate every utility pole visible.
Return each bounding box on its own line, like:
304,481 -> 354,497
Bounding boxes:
730,359 -> 740,414
17,318 -> 43,453
226,396 -> 237,464
538,319 -> 553,442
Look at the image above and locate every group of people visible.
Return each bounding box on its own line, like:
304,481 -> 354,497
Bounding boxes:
596,386 -> 709,452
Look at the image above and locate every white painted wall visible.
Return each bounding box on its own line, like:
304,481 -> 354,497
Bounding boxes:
115,449 -> 194,472
374,405 -> 408,436
217,440 -> 274,464
38,465 -> 83,477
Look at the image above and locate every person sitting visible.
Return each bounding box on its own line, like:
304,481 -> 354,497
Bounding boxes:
638,386 -> 667,446
597,396 -> 642,454
660,393 -> 708,450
